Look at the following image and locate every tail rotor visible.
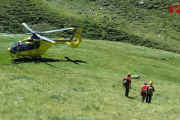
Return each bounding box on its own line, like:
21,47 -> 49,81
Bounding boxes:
67,28 -> 83,48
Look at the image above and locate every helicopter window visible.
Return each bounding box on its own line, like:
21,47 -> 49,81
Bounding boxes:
28,41 -> 40,50
19,42 -> 28,51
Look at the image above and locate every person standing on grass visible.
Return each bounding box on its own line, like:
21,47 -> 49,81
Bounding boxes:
146,81 -> 155,103
123,73 -> 131,97
141,82 -> 148,103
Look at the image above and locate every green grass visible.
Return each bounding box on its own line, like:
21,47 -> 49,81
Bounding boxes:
0,35 -> 180,119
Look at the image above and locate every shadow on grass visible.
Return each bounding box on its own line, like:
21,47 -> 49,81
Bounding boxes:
12,56 -> 87,64
11,56 -> 87,70
128,96 -> 135,99
64,56 -> 87,64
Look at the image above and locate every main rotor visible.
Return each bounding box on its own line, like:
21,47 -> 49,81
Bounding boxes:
22,23 -> 74,42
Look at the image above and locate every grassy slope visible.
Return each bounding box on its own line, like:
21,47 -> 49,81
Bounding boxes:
0,35 -> 180,119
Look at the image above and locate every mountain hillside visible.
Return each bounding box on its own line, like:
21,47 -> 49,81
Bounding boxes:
0,0 -> 180,53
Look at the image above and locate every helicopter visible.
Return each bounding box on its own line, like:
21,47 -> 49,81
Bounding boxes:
8,23 -> 83,58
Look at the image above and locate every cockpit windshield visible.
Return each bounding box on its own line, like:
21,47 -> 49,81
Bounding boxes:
10,43 -> 17,54
10,42 -> 28,54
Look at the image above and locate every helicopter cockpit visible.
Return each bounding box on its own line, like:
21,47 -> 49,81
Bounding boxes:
10,39 -> 41,54
10,42 -> 28,54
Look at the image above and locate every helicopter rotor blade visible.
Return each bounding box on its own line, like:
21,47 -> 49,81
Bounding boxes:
38,27 -> 74,34
22,23 -> 34,33
36,33 -> 54,43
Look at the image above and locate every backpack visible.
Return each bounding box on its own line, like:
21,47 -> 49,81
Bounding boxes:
123,78 -> 129,85
147,86 -> 153,94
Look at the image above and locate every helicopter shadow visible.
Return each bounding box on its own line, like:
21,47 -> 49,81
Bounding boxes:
64,56 -> 87,64
12,56 -> 87,70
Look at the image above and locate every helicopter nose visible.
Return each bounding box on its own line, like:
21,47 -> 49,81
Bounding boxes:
8,47 -> 10,52
8,47 -> 14,54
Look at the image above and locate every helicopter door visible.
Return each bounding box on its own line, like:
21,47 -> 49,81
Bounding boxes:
19,42 -> 28,51
28,40 -> 40,50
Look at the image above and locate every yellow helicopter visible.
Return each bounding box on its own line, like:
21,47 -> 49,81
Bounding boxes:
8,23 -> 83,57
